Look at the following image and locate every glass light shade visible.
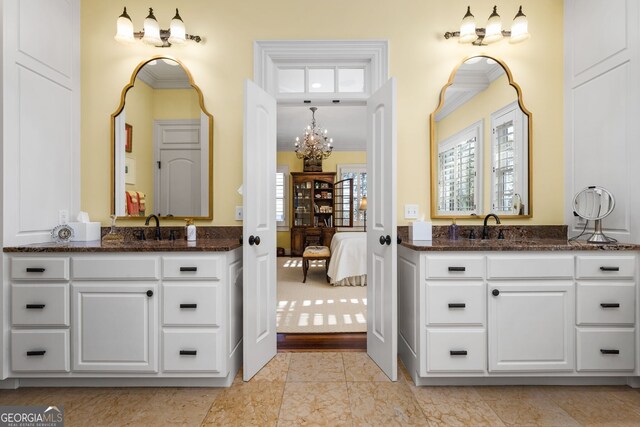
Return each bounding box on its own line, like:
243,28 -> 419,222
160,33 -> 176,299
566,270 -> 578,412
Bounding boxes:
114,8 -> 135,44
168,9 -> 186,45
142,8 -> 163,46
509,6 -> 530,43
458,6 -> 477,44
358,196 -> 368,211
483,6 -> 503,44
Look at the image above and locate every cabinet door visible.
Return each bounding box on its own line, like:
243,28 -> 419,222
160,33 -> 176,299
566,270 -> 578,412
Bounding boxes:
291,228 -> 304,257
72,283 -> 158,372
488,281 -> 574,372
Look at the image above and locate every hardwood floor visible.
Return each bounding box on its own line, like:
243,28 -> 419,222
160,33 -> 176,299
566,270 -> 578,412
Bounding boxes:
277,332 -> 366,351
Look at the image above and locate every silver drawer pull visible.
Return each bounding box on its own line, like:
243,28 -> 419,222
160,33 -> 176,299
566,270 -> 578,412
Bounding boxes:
600,266 -> 620,272
26,304 -> 46,309
26,350 -> 46,356
448,303 -> 466,309
448,266 -> 466,272
180,350 -> 197,356
600,303 -> 620,308
180,303 -> 197,309
180,267 -> 198,272
26,268 -> 46,273
450,350 -> 467,356
600,349 -> 620,355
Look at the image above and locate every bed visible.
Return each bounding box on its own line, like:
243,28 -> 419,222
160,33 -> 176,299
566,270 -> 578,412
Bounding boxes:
327,232 -> 366,286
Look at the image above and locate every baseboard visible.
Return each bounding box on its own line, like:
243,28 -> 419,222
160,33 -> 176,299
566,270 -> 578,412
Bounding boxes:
413,376 -> 634,387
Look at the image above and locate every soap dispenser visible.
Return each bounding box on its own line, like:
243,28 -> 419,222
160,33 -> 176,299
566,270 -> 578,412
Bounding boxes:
185,219 -> 196,241
448,218 -> 459,240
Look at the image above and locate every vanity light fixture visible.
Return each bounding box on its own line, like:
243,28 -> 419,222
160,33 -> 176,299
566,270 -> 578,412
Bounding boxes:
444,5 -> 530,46
114,7 -> 202,47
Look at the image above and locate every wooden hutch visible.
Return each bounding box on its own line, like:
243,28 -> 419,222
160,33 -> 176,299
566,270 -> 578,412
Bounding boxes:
290,172 -> 353,256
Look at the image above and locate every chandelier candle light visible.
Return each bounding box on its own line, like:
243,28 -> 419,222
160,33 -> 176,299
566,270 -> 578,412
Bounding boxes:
294,107 -> 333,172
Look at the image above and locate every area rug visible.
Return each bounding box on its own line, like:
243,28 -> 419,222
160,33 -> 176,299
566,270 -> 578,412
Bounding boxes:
277,257 -> 367,333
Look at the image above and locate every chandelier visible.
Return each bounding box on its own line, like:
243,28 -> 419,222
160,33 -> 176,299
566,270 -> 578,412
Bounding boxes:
294,107 -> 333,161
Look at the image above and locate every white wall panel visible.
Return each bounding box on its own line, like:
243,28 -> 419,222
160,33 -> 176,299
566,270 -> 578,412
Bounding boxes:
565,0 -> 640,243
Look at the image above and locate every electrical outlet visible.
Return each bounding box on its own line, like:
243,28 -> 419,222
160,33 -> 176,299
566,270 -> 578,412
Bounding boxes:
404,204 -> 418,219
59,210 -> 69,225
235,206 -> 243,221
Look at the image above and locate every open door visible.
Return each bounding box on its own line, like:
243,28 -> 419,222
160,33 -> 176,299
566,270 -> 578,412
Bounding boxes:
366,78 -> 397,381
242,80 -> 277,381
333,178 -> 354,228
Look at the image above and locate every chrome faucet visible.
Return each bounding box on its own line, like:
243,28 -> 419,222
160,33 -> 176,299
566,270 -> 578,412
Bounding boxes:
145,214 -> 162,240
482,213 -> 501,239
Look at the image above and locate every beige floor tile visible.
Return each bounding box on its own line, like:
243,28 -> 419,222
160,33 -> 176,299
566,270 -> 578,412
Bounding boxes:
551,388 -> 640,427
287,352 -> 345,382
277,382 -> 352,426
201,380 -> 285,427
347,381 -> 429,426
343,352 -> 390,382
412,387 -> 505,427
609,388 -> 640,414
479,393 -> 581,427
253,353 -> 292,382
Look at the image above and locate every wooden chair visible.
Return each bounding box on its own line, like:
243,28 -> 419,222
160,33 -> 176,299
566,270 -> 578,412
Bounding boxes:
302,245 -> 331,283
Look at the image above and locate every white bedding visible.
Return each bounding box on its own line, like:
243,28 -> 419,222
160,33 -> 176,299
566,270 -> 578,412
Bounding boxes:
328,232 -> 366,286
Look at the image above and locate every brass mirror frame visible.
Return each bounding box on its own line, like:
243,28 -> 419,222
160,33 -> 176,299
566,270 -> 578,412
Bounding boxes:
429,54 -> 533,220
110,55 -> 214,220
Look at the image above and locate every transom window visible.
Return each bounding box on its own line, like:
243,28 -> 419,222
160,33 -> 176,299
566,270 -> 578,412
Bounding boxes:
277,66 -> 366,95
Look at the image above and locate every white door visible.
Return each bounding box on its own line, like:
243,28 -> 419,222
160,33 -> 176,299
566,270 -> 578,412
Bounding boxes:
488,281 -> 574,372
72,283 -> 158,372
243,80 -> 277,381
154,120 -> 201,216
366,78 -> 398,381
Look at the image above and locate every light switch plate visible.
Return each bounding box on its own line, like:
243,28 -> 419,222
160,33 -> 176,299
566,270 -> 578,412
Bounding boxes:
235,206 -> 243,221
404,204 -> 418,219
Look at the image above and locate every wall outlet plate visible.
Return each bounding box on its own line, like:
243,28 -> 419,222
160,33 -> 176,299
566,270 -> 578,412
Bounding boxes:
404,204 -> 418,219
235,206 -> 243,221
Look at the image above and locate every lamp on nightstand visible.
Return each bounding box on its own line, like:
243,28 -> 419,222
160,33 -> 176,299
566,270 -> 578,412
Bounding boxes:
359,196 -> 367,232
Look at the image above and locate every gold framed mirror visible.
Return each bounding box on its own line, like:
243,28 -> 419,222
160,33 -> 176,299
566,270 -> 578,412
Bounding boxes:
430,55 -> 532,219
110,56 -> 213,220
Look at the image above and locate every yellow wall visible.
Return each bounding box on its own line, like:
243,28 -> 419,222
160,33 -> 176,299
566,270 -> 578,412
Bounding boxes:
81,0 -> 563,226
436,73 -> 519,213
276,151 -> 367,253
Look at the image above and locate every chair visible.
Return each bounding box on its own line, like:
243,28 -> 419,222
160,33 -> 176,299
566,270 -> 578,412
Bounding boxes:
302,245 -> 330,283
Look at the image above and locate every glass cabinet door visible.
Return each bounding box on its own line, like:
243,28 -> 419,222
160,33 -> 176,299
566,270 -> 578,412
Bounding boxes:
293,181 -> 312,226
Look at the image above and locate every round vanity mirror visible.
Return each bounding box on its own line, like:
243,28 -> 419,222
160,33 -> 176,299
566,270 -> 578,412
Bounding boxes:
573,186 -> 616,243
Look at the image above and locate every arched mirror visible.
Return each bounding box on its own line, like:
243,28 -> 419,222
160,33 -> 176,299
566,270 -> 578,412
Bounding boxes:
111,56 -> 213,220
430,55 -> 532,219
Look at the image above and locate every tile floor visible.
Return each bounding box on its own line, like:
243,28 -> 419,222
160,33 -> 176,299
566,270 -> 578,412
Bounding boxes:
2,352 -> 640,426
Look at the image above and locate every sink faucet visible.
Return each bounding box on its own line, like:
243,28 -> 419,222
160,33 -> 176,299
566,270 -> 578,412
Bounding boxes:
144,214 -> 162,240
482,213 -> 501,239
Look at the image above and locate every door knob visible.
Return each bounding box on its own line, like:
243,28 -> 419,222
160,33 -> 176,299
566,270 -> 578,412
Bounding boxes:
492,289 -> 500,296
384,235 -> 392,245
146,290 -> 154,297
379,235 -> 386,245
249,235 -> 261,245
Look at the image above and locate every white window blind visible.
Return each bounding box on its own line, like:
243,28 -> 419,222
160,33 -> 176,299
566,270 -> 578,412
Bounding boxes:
437,121 -> 482,215
493,119 -> 515,212
276,165 -> 289,228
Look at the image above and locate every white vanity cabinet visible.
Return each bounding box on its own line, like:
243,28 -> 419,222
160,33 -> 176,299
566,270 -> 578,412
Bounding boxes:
398,246 -> 639,386
4,248 -> 242,387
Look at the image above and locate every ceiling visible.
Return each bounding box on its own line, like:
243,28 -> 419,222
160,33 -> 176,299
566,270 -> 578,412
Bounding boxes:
136,59 -> 191,89
277,105 -> 366,152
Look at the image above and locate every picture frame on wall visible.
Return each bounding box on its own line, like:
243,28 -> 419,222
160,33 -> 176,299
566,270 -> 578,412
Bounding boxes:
125,123 -> 133,153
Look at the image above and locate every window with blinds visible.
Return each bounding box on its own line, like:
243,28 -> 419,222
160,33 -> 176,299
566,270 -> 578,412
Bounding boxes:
493,119 -> 515,212
276,165 -> 289,228
338,164 -> 367,226
437,122 -> 482,215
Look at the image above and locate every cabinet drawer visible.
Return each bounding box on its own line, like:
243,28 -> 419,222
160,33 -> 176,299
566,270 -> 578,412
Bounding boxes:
162,329 -> 224,373
487,255 -> 574,279
426,282 -> 484,326
11,258 -> 69,281
11,330 -> 70,372
425,256 -> 484,279
162,256 -> 222,280
72,257 -> 159,280
576,282 -> 635,325
163,283 -> 222,326
11,284 -> 69,326
426,328 -> 486,372
576,328 -> 635,372
576,256 -> 636,279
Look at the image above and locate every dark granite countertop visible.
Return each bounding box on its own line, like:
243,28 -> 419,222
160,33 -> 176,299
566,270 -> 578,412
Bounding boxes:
3,238 -> 242,253
400,238 -> 640,252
